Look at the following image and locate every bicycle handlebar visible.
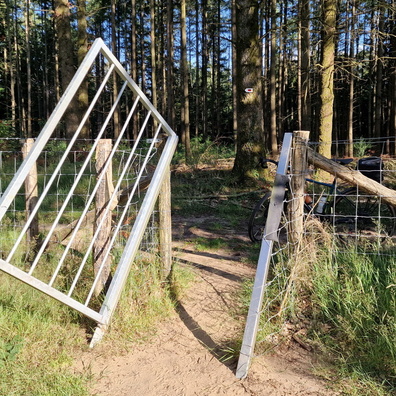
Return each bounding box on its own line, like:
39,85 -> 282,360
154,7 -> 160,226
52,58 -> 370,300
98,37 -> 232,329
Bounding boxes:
258,157 -> 278,168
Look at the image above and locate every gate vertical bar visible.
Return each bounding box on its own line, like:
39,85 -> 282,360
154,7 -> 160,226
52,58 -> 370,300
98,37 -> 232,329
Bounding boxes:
236,133 -> 293,379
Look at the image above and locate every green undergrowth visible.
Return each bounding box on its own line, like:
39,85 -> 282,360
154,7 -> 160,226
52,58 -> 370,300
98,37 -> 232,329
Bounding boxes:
310,245 -> 396,394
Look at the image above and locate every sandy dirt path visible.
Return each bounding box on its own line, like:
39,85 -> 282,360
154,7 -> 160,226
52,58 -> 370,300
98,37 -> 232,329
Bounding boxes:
75,219 -> 338,396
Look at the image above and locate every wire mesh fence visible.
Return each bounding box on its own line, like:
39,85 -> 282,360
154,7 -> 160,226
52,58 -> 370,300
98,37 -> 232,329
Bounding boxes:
239,134 -> 396,377
0,137 -> 170,317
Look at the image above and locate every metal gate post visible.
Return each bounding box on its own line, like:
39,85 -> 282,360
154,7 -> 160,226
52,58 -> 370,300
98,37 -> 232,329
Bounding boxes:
236,133 -> 293,379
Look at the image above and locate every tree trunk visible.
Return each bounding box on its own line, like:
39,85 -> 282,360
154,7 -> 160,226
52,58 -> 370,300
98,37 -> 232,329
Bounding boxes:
111,0 -> 120,139
130,0 -> 139,140
195,1 -> 200,137
166,0 -> 175,129
347,0 -> 356,157
299,0 -> 311,131
318,0 -> 337,160
269,0 -> 278,155
232,0 -> 265,182
389,6 -> 396,155
149,0 -> 157,105
77,0 -> 89,140
232,0 -> 238,149
54,0 -> 79,139
202,0 -> 208,137
150,0 -> 158,135
374,7 -> 384,139
25,0 -> 32,138
307,148 -> 396,208
6,1 -> 17,129
180,0 -> 192,161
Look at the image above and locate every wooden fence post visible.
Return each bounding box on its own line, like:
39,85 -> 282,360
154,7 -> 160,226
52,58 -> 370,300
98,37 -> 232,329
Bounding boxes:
158,165 -> 172,279
22,138 -> 39,243
289,131 -> 310,243
94,139 -> 114,296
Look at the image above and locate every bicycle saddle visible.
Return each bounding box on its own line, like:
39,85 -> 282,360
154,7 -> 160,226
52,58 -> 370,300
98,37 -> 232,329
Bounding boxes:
333,158 -> 353,165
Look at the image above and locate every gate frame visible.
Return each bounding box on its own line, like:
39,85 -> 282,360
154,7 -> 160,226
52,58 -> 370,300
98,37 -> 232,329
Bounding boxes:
0,38 -> 178,346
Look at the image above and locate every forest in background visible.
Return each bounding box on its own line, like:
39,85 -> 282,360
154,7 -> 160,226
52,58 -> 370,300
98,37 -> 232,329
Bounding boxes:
1,0 -> 396,174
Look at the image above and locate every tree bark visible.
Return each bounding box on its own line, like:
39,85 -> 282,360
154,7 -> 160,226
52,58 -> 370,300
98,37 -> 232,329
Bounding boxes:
232,0 -> 238,150
232,0 -> 265,182
318,0 -> 337,160
180,0 -> 192,161
347,0 -> 356,157
54,0 -> 80,139
77,0 -> 89,140
166,0 -> 175,129
25,0 -> 32,138
269,0 -> 278,155
111,0 -> 120,139
299,0 -> 311,131
374,7 -> 384,139
150,0 -> 158,135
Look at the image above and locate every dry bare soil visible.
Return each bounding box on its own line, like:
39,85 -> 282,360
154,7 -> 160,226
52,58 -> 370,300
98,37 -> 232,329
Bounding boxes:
75,210 -> 340,396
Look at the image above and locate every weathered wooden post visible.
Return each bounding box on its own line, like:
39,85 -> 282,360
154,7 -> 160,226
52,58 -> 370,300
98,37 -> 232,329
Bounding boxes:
22,138 -> 39,243
289,131 -> 310,243
158,164 -> 172,279
94,139 -> 114,296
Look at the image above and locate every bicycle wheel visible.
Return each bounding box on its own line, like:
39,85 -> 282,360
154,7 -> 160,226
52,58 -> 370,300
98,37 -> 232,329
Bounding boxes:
332,187 -> 395,238
248,192 -> 272,242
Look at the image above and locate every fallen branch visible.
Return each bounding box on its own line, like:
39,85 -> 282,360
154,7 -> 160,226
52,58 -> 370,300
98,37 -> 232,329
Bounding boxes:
307,148 -> 396,207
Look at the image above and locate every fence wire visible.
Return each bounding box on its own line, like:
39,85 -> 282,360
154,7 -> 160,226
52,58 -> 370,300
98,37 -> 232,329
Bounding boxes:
251,135 -> 396,362
0,138 -> 166,313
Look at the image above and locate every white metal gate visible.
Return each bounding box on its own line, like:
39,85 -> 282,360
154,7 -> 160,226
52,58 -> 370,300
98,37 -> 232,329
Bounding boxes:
0,38 -> 178,346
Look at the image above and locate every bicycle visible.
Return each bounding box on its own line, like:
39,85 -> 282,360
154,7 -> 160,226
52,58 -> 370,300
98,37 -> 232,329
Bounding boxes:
248,156 -> 396,242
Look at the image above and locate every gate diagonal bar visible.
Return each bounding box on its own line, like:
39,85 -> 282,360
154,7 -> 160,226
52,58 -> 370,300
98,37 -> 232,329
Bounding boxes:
0,38 -> 178,346
236,133 -> 293,379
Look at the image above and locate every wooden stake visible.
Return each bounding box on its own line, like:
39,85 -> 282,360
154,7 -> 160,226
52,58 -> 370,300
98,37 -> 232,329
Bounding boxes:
289,131 -> 310,243
158,165 -> 172,279
22,138 -> 39,243
94,139 -> 114,296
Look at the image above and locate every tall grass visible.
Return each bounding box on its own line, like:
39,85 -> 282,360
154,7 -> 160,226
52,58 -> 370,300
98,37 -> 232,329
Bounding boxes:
311,245 -> 396,392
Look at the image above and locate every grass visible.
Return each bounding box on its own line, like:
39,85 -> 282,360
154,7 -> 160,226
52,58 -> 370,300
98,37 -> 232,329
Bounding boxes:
0,274 -> 90,396
310,245 -> 396,393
